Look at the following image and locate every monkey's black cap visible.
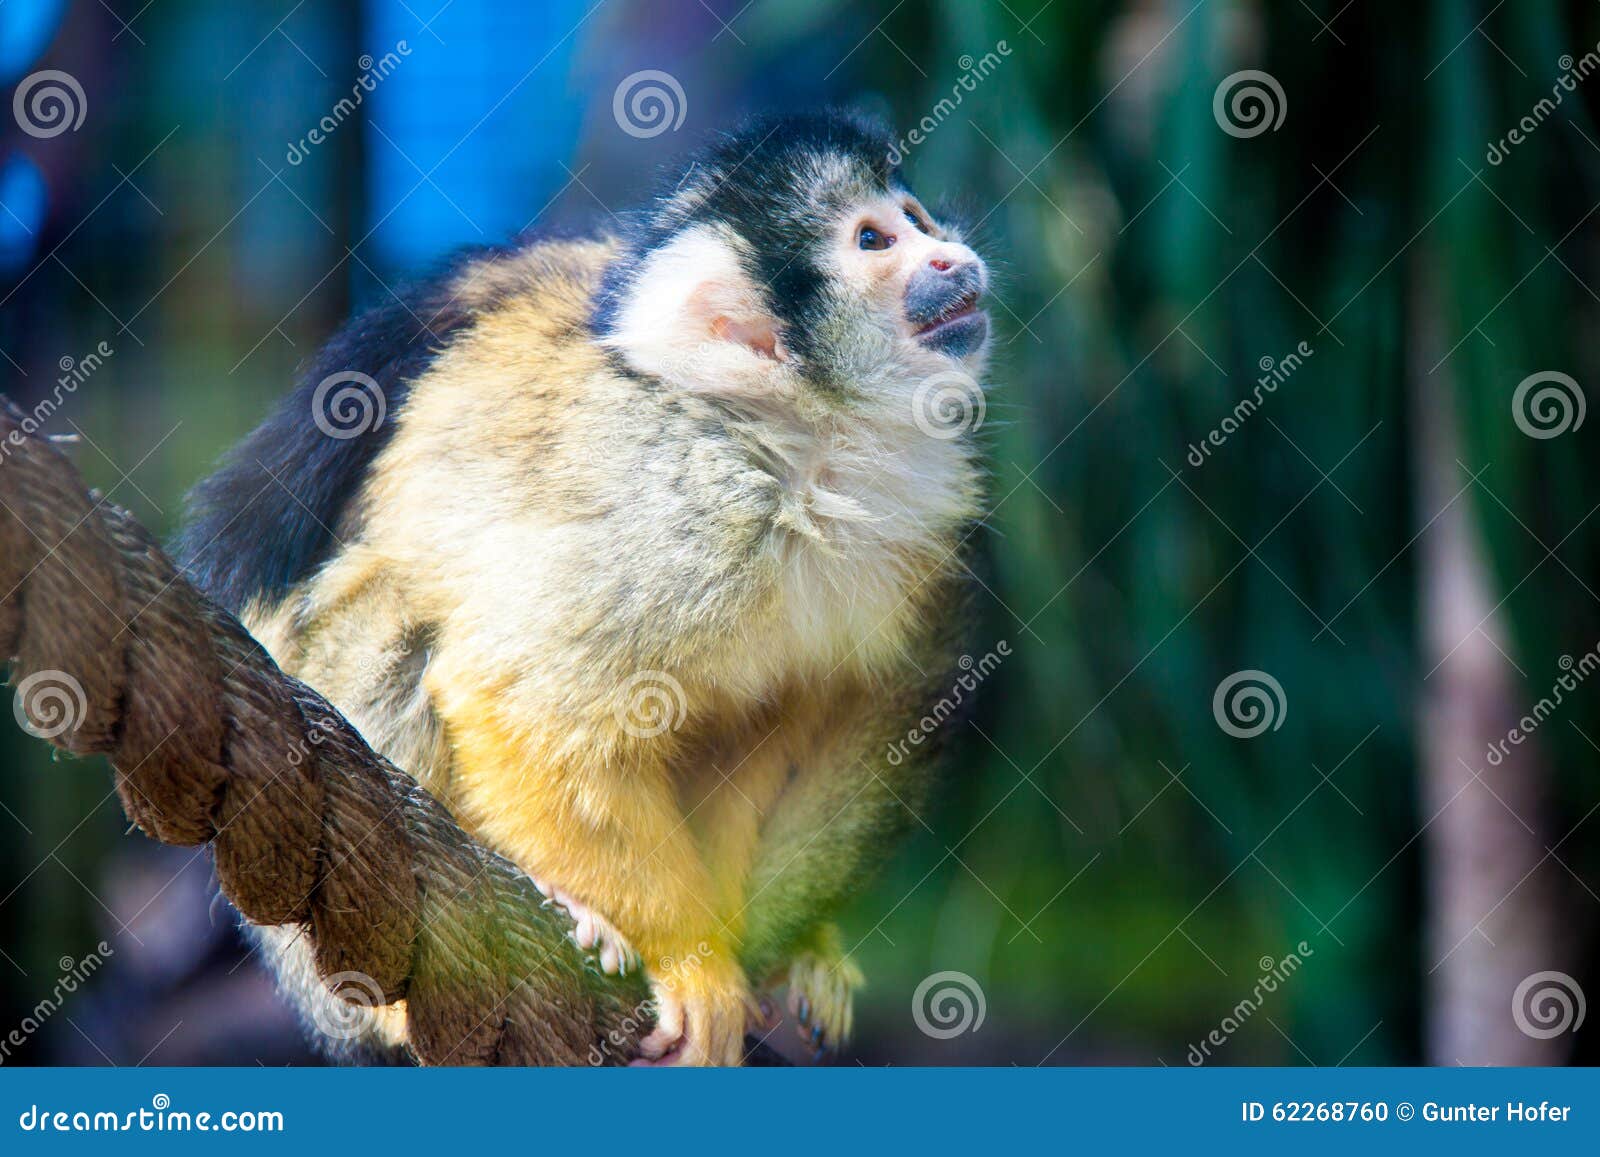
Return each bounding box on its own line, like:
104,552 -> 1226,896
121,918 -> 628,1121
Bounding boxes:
593,110 -> 906,363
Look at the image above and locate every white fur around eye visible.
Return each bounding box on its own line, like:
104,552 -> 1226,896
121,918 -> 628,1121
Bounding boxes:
602,224 -> 790,398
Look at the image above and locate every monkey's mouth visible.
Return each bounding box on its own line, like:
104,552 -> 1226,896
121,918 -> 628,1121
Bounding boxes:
913,291 -> 988,355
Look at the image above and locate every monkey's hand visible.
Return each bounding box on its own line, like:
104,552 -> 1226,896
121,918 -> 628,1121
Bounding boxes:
782,923 -> 863,1059
634,950 -> 754,1066
533,880 -> 642,976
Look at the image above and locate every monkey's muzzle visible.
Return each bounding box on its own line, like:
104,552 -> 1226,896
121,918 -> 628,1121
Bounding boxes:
906,259 -> 990,358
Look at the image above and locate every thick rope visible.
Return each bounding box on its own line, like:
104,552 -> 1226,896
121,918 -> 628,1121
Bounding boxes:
0,396 -> 653,1065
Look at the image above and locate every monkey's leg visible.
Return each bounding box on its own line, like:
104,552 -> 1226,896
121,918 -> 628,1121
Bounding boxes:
782,922 -> 864,1057
736,709 -> 933,1055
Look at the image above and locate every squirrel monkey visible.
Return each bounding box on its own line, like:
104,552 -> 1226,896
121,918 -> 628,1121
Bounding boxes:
178,112 -> 990,1065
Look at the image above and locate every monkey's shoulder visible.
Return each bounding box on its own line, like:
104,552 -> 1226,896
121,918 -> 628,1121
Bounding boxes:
176,236 -> 618,616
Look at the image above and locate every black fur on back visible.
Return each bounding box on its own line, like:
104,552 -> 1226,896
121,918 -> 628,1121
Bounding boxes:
592,111 -> 906,377
176,247 -> 509,614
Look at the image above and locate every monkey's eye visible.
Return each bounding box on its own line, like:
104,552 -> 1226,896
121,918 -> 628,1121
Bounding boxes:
904,207 -> 931,234
858,225 -> 894,251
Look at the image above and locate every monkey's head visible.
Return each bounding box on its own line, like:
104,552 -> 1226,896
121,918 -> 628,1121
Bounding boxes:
595,112 -> 990,412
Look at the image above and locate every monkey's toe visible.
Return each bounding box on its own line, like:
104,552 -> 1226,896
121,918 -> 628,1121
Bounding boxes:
783,942 -> 863,1060
533,879 -> 641,976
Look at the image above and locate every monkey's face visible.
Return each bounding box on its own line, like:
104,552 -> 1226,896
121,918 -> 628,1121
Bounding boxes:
825,189 -> 990,375
597,116 -> 991,414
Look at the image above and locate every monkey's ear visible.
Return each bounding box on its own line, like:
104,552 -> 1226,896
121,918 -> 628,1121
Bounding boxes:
693,284 -> 787,363
601,225 -> 789,392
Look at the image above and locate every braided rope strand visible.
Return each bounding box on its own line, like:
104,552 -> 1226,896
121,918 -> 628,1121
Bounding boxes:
0,397 -> 651,1066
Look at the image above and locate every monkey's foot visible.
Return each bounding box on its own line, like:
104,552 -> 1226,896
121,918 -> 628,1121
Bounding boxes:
784,930 -> 864,1060
531,879 -> 641,976
633,956 -> 751,1066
